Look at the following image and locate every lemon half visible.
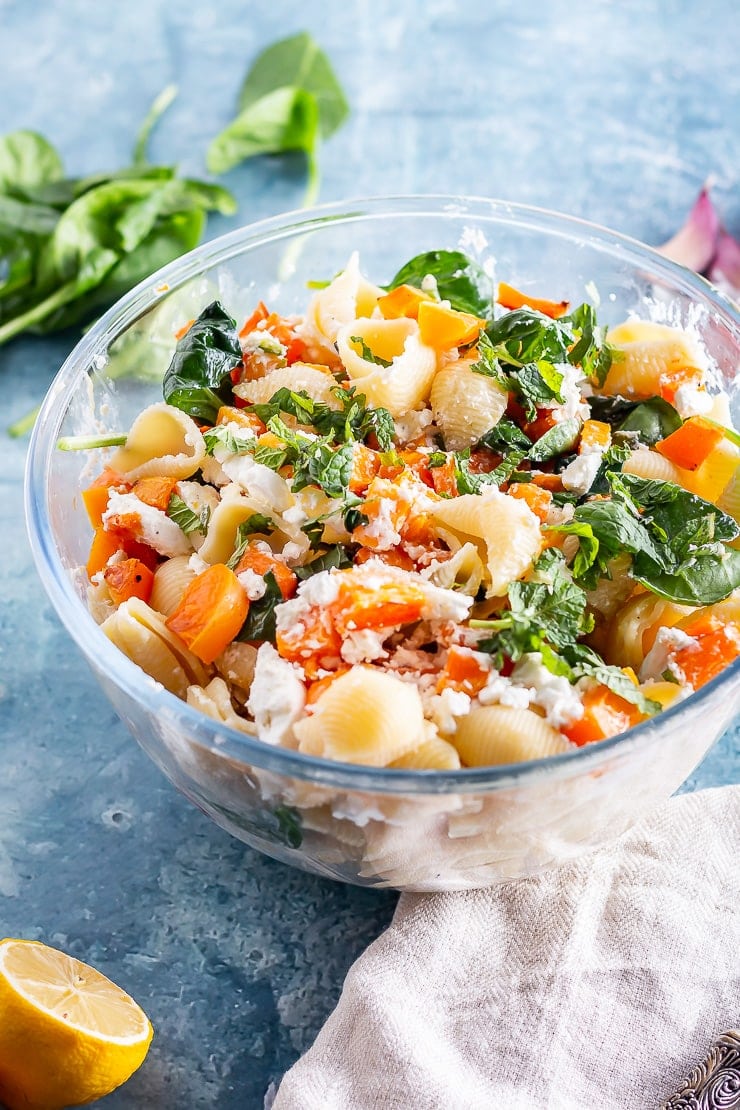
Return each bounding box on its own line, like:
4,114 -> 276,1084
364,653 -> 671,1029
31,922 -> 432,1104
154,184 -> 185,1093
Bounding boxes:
0,938 -> 153,1110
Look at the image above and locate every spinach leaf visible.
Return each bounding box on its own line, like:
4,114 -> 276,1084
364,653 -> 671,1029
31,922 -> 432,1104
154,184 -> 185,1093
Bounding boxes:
166,493 -> 210,535
388,249 -> 494,317
527,417 -> 581,463
350,335 -> 392,367
163,300 -> 241,422
610,473 -> 740,555
564,643 -> 660,715
236,571 -> 284,644
272,804 -> 303,849
453,447 -> 527,495
564,303 -> 613,386
589,394 -> 682,445
132,83 -> 178,166
478,417 -> 531,454
475,550 -> 592,667
227,514 -> 275,569
484,307 -> 574,367
631,549 -> 740,606
0,130 -> 64,195
471,330 -> 565,420
207,32 -> 348,207
294,544 -> 354,578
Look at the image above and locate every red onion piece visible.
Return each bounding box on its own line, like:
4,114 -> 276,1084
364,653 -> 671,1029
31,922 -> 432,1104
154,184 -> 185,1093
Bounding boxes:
656,185 -> 720,273
708,227 -> 740,297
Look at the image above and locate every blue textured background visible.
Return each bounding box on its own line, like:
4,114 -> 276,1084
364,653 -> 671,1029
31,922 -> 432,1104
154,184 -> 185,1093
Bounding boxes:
1,1 -> 738,1105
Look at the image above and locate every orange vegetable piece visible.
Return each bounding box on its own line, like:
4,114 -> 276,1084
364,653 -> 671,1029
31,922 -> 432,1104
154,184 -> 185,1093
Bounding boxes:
655,415 -> 725,471
354,546 -> 415,571
276,610 -> 342,671
673,623 -> 740,690
508,482 -> 553,521
529,472 -> 564,492
496,281 -> 570,319
579,420 -> 611,454
417,300 -> 483,350
349,443 -> 381,494
431,456 -> 459,497
239,301 -> 269,337
174,318 -> 195,340
523,407 -> 559,443
234,548 -> 298,600
435,646 -> 490,695
166,563 -> 249,664
81,469 -> 131,528
86,528 -> 123,578
562,684 -> 645,747
658,365 -> 704,405
333,576 -> 426,636
103,558 -> 154,606
377,284 -> 430,320
216,405 -> 267,435
132,476 -> 178,512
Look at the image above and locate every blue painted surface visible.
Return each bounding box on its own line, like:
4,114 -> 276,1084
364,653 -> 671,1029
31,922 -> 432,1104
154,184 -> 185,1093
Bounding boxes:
0,1 -> 738,1105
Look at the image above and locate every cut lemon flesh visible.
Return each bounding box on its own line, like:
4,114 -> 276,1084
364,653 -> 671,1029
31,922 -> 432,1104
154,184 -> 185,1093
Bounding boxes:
0,938 -> 153,1110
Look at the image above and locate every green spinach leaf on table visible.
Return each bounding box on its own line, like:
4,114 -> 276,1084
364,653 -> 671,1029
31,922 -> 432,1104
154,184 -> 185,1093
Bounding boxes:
207,31 -> 348,206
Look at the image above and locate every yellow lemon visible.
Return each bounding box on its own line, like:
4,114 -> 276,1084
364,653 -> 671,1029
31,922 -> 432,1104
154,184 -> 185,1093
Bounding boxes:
0,938 -> 153,1110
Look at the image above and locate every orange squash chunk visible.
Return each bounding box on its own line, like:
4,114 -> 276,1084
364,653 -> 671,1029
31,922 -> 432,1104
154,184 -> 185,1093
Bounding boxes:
166,564 -> 248,664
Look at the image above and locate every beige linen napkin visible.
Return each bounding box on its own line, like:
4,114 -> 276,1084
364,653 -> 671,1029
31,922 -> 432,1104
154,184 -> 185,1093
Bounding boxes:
273,786 -> 740,1110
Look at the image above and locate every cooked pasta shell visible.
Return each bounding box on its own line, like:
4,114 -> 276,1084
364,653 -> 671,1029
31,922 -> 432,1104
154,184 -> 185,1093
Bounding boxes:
186,677 -> 256,734
424,542 -> 485,597
717,466 -> 740,523
603,320 -> 705,397
234,362 -> 339,408
215,641 -> 259,695
302,251 -> 384,353
102,598 -> 205,697
294,668 -> 424,766
675,592 -> 740,629
336,319 -> 437,417
390,736 -> 461,770
690,439 -> 740,502
150,555 -> 197,617
110,402 -> 205,480
453,706 -> 571,766
430,360 -> 508,451
430,490 -> 543,597
622,448 -> 692,487
606,592 -> 693,670
198,491 -> 271,565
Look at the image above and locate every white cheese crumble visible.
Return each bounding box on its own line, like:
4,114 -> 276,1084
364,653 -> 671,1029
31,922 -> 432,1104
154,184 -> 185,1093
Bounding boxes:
340,628 -> 389,664
188,553 -> 210,576
424,688 -> 472,735
247,643 -> 305,746
639,627 -> 699,683
219,454 -> 293,511
360,498 -> 402,550
544,363 -> 591,422
237,568 -> 268,600
510,653 -> 584,729
393,407 -> 434,443
102,491 -> 191,557
478,672 -> 533,709
673,383 -> 714,419
560,451 -> 603,496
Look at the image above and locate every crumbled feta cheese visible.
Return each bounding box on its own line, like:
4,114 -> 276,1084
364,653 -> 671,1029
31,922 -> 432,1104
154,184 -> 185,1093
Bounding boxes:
188,553 -> 210,576
241,329 -> 286,357
281,541 -> 304,563
102,491 -> 191,557
282,504 -> 308,526
673,383 -> 714,419
238,568 -> 268,600
544,363 -> 591,422
360,497 -> 402,550
639,627 -> 699,683
219,454 -> 293,510
247,643 -> 305,746
340,628 -> 389,664
424,688 -> 472,735
510,654 -> 584,728
560,452 -> 603,496
393,407 -> 434,443
478,671 -> 533,708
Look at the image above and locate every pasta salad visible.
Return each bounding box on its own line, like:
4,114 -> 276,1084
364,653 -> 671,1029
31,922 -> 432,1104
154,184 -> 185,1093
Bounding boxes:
75,249 -> 740,771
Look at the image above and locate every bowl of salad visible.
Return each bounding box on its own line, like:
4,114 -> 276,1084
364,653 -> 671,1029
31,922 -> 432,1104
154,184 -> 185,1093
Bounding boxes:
26,196 -> 740,890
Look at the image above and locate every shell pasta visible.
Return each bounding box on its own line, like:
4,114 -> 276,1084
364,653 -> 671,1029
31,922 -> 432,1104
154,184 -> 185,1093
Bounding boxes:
74,250 -> 740,773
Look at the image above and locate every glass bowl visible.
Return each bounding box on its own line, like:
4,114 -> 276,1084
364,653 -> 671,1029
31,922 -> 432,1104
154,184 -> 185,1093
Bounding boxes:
26,196 -> 740,891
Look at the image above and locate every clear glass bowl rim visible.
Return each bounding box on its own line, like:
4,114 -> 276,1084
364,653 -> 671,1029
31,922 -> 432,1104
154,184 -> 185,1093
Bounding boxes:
25,194 -> 740,796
